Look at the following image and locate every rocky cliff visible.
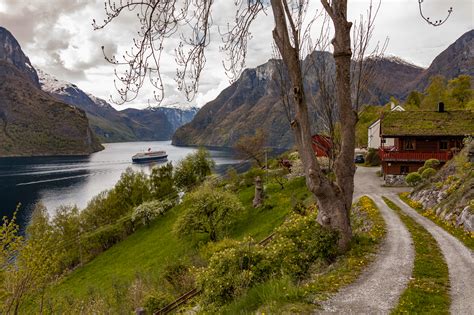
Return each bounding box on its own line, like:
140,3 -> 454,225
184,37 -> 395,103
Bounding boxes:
173,30 -> 472,149
172,52 -> 424,149
410,140 -> 474,232
0,62 -> 103,156
0,27 -> 103,157
407,29 -> 474,93
0,27 -> 40,88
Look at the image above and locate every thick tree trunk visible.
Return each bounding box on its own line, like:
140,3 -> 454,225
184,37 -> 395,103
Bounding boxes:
270,0 -> 354,250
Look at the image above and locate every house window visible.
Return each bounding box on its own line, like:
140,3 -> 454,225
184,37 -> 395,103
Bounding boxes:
440,140 -> 449,150
400,165 -> 409,174
403,138 -> 415,150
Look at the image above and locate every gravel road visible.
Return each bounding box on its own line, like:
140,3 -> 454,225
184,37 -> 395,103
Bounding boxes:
318,167 -> 414,314
389,195 -> 474,314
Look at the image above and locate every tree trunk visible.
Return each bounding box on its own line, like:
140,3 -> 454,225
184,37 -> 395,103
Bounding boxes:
253,176 -> 264,207
270,0 -> 353,250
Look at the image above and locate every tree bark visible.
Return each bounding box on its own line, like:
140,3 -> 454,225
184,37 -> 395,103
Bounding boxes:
270,0 -> 353,250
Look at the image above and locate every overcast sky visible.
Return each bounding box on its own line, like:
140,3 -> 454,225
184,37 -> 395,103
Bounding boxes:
0,0 -> 472,109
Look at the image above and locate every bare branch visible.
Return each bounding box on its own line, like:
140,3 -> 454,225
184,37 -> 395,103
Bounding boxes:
418,0 -> 453,27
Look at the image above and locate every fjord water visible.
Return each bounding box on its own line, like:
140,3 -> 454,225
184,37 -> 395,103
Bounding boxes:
0,141 -> 241,230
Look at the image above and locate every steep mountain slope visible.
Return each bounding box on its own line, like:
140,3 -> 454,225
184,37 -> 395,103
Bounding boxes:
173,52 -> 424,148
0,61 -> 103,156
407,29 -> 474,93
39,70 -> 197,142
0,27 -> 40,88
173,31 -> 472,149
0,27 -> 102,157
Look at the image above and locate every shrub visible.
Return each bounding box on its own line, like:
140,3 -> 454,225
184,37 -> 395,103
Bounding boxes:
196,239 -> 271,308
406,172 -> 422,186
150,163 -> 177,201
162,262 -> 195,294
421,167 -> 437,179
174,185 -> 244,242
242,167 -> 265,187
424,159 -> 440,169
364,148 -> 381,166
174,148 -> 215,191
418,165 -> 427,174
132,199 -> 174,227
197,212 -> 339,308
143,292 -> 174,313
267,212 -> 339,279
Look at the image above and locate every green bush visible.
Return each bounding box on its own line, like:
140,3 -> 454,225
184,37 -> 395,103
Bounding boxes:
197,239 -> 271,308
421,167 -> 437,179
242,167 -> 265,187
197,213 -> 339,308
267,212 -> 339,279
174,148 -> 215,191
424,159 -> 440,169
364,148 -> 381,166
150,162 -> 177,201
406,172 -> 422,186
162,262 -> 195,294
418,166 -> 427,174
143,292 -> 174,313
174,185 -> 244,242
131,199 -> 174,227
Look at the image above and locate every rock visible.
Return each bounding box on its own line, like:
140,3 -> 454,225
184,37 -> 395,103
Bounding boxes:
384,175 -> 407,186
457,206 -> 474,231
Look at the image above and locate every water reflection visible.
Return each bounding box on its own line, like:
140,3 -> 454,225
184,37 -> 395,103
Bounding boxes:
0,141 -> 241,229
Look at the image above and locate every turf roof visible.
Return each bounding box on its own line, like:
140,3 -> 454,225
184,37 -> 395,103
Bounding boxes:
381,110 -> 474,137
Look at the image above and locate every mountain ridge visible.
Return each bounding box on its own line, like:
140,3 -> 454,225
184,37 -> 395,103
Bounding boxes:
173,30 -> 473,149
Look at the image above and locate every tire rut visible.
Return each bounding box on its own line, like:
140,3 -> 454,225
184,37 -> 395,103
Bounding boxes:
389,195 -> 474,314
317,194 -> 414,314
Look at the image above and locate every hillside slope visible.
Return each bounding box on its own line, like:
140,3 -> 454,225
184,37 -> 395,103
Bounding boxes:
0,62 -> 103,156
410,140 -> 474,232
173,30 -> 472,149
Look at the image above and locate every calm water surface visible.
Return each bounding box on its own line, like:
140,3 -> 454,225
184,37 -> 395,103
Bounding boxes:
0,141 -> 241,229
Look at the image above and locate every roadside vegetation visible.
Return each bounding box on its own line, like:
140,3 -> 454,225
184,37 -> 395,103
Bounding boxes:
399,193 -> 474,250
1,148 -> 387,313
383,197 -> 450,314
220,196 -> 386,313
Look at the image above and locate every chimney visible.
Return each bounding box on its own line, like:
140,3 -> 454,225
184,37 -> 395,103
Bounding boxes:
390,102 -> 395,110
438,102 -> 445,112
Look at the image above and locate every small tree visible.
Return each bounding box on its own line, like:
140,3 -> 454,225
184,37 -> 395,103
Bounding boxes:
174,185 -> 243,242
421,167 -> 437,179
132,200 -> 174,227
150,162 -> 177,201
234,129 -> 269,168
174,148 -> 215,191
406,172 -> 422,187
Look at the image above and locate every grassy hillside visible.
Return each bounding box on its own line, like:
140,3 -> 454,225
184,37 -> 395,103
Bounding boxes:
31,177 -> 311,311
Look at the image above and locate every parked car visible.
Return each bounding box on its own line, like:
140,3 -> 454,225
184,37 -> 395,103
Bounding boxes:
354,154 -> 365,164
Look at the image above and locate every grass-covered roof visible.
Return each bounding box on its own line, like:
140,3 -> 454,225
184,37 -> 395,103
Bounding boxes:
381,110 -> 474,137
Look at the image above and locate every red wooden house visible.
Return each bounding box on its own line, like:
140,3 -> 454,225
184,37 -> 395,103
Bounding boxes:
311,134 -> 333,157
379,107 -> 474,176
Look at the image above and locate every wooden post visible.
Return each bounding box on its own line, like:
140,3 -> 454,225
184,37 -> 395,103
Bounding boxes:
253,176 -> 264,208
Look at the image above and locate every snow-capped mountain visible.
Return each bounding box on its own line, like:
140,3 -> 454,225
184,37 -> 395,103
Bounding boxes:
37,69 -> 197,142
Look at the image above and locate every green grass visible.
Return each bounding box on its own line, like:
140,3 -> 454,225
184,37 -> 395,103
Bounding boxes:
31,176 -> 310,310
383,197 -> 450,314
399,192 -> 474,250
218,196 -> 387,313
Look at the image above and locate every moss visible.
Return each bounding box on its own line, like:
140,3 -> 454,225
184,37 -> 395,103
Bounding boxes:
381,110 -> 474,136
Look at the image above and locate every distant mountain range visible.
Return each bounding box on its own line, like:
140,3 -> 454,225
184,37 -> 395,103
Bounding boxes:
37,70 -> 198,142
173,30 -> 473,149
0,26 -> 199,156
0,28 -> 103,157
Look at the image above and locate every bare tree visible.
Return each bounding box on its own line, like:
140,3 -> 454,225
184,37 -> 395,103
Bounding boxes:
95,0 -> 451,250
